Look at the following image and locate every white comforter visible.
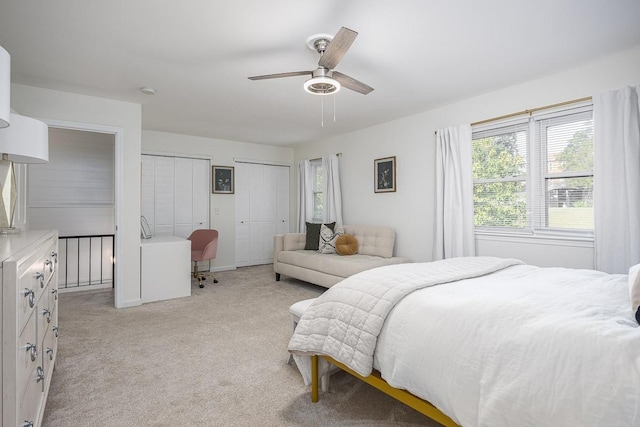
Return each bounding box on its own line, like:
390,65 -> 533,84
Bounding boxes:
288,257 -> 523,376
374,263 -> 640,427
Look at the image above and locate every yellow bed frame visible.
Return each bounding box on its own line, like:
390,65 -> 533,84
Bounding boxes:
310,355 -> 460,427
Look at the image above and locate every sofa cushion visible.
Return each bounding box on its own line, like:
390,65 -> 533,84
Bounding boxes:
305,222 -> 335,250
343,225 -> 395,258
283,233 -> 306,251
278,250 -> 408,278
319,225 -> 344,254
335,234 -> 358,255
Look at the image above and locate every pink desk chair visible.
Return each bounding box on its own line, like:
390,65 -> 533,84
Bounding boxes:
187,229 -> 219,288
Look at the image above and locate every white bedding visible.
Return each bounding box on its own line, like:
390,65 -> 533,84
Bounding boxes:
374,264 -> 640,427
288,257 -> 522,376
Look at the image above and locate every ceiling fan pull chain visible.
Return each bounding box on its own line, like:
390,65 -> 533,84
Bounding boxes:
321,95 -> 324,128
334,94 -> 337,123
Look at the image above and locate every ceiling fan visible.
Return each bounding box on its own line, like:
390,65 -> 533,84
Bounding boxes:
248,27 -> 374,96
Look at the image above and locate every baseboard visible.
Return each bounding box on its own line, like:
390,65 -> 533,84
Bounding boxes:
59,283 -> 113,294
117,298 -> 143,308
208,265 -> 237,273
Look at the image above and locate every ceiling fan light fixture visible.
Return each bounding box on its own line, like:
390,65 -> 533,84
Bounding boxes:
303,76 -> 341,95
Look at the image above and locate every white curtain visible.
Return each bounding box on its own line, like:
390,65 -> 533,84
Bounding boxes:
321,154 -> 343,225
296,159 -> 314,232
433,125 -> 475,259
593,85 -> 640,273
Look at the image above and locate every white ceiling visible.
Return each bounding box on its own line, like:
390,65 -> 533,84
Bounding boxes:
1,1 -> 639,146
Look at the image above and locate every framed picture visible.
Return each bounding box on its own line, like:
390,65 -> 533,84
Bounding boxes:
374,156 -> 396,193
212,165 -> 234,194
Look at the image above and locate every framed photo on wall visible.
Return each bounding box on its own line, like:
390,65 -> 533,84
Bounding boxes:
374,156 -> 396,193
212,165 -> 234,194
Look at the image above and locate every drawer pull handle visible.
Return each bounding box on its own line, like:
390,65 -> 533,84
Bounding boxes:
51,251 -> 58,263
21,421 -> 34,427
26,343 -> 37,362
53,325 -> 59,338
22,288 -> 35,308
46,347 -> 54,361
45,259 -> 54,273
43,308 -> 51,323
36,366 -> 45,383
51,288 -> 58,300
36,271 -> 45,288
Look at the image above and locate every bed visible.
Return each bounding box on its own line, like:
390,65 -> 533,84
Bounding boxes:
288,257 -> 640,427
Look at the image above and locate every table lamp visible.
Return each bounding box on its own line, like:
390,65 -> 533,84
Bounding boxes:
0,113 -> 49,231
0,46 -> 10,128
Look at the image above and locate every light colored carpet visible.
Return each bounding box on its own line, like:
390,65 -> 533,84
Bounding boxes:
42,265 -> 440,426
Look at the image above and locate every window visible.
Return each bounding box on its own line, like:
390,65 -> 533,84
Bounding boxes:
472,104 -> 593,237
310,159 -> 324,222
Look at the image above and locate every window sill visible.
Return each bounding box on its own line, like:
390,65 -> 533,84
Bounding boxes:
475,230 -> 593,248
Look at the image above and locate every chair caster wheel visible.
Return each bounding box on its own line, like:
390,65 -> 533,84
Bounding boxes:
199,283 -> 204,288
214,279 -> 219,284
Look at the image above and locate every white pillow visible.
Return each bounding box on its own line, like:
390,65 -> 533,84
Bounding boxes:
628,263 -> 640,325
318,225 -> 344,254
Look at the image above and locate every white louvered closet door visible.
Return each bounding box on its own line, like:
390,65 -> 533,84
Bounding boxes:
174,157 -> 194,238
235,162 -> 251,266
235,162 -> 289,267
141,156 -> 156,232
276,165 -> 290,235
248,164 -> 264,264
141,155 -> 210,238
192,159 -> 210,230
152,156 -> 175,236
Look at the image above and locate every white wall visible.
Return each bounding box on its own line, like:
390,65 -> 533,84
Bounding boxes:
294,45 -> 640,269
142,130 -> 294,271
11,84 -> 142,308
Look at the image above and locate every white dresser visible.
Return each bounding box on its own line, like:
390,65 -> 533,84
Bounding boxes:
1,230 -> 59,427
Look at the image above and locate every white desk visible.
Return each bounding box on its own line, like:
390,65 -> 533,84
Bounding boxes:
140,235 -> 191,303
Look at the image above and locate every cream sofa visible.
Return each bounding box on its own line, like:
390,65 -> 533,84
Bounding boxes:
273,225 -> 411,288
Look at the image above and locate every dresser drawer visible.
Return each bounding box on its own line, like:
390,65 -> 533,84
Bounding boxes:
17,277 -> 39,337
17,250 -> 53,334
18,310 -> 39,404
38,303 -> 54,355
19,362 -> 45,427
42,319 -> 58,392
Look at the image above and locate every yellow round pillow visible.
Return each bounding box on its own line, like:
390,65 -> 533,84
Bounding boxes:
335,234 -> 358,255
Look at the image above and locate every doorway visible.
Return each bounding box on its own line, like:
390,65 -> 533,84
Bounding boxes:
26,121 -> 123,307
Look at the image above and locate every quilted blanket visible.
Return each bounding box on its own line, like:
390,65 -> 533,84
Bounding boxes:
288,256 -> 523,377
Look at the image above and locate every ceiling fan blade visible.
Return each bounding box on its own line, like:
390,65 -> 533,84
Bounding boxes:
332,71 -> 374,95
248,71 -> 311,80
318,27 -> 358,70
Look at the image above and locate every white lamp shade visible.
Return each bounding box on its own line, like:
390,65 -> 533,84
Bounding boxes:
0,46 -> 10,128
0,113 -> 49,163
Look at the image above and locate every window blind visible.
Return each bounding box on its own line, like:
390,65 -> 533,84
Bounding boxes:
472,103 -> 594,236
534,109 -> 593,231
472,121 -> 529,229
